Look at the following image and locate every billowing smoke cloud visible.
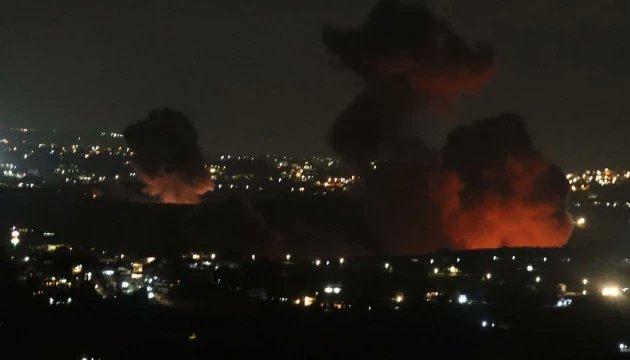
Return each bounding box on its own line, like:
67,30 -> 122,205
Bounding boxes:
323,0 -> 494,162
124,108 -> 214,204
324,0 -> 571,253
433,113 -> 572,249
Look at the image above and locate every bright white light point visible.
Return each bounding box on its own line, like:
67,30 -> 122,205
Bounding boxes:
429,259 -> 434,264
285,254 -> 291,261
456,258 -> 460,263
543,257 -> 548,262
486,273 -> 492,280
11,230 -> 19,238
324,286 -> 333,294
602,286 -> 621,297
339,257 -> 345,265
315,259 -> 321,266
582,278 -> 588,285
457,294 -> 468,304
10,238 -> 19,246
481,320 -> 488,327
535,276 -> 541,283
395,294 -> 404,303
146,256 -> 155,264
384,262 -> 390,269
433,267 -> 439,274
526,265 -> 534,272
333,287 -> 341,294
575,217 -> 587,227
148,292 -> 155,299
492,256 -> 498,261
512,256 -> 516,261
251,254 -> 256,261
121,281 -> 130,289
210,253 -> 216,260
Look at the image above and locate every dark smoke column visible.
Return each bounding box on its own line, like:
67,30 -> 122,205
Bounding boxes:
321,0 -> 496,254
124,108 -> 214,204
323,0 -> 494,163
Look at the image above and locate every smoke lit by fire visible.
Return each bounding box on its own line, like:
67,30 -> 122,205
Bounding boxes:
433,114 -> 572,249
124,108 -> 213,204
323,0 -> 571,253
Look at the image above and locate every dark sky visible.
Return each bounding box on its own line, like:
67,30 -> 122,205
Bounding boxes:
2,0 -> 629,170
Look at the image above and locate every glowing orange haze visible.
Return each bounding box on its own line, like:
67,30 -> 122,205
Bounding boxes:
431,157 -> 572,249
139,172 -> 214,205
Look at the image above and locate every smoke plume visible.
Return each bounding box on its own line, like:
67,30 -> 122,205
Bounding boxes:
324,0 -> 571,253
124,108 -> 214,204
434,113 -> 572,249
323,0 -> 494,162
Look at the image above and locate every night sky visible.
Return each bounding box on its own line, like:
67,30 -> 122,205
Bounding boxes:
2,0 -> 630,170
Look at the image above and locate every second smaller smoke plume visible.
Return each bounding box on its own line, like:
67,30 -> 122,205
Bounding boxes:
124,108 -> 214,204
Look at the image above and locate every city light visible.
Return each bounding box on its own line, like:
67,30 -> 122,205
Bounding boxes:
339,257 -> 345,265
535,276 -> 541,283
102,269 -> 114,276
72,265 -> 83,274
457,294 -> 468,304
575,217 -> 587,228
526,265 -> 534,272
303,296 -> 315,307
601,286 -> 621,297
10,229 -> 20,247
582,278 -> 589,285
285,254 -> 291,261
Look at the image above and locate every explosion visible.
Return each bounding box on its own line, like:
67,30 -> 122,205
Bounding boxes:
124,108 -> 214,204
323,0 -> 571,253
434,113 -> 572,249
